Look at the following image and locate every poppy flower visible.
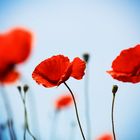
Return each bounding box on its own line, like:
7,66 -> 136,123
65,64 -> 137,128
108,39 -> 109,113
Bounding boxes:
55,94 -> 73,110
0,27 -> 32,83
96,133 -> 113,140
32,55 -> 86,88
107,44 -> 140,83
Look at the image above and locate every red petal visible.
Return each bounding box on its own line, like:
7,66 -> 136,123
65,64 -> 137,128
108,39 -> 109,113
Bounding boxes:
0,34 -> 9,60
57,63 -> 72,86
107,70 -> 140,83
112,44 -> 140,73
32,72 -> 56,88
0,28 -> 32,64
32,55 -> 71,88
96,133 -> 113,140
8,28 -> 32,63
71,57 -> 86,80
0,70 -> 20,84
0,60 -> 9,74
55,95 -> 73,110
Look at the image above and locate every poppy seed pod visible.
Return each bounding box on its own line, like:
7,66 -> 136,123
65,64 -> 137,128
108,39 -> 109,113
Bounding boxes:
112,85 -> 118,95
17,85 -> 22,93
83,53 -> 90,63
23,84 -> 29,93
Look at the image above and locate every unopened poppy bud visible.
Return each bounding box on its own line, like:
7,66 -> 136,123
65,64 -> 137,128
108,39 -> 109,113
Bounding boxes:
83,53 -> 90,63
112,85 -> 118,95
23,84 -> 29,93
17,85 -> 22,93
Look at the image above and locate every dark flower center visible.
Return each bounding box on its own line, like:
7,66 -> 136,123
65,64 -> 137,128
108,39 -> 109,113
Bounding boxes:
0,63 -> 15,80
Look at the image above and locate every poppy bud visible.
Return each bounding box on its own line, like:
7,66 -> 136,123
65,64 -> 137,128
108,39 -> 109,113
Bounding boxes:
112,85 -> 118,95
17,85 -> 22,93
83,53 -> 90,63
23,84 -> 29,93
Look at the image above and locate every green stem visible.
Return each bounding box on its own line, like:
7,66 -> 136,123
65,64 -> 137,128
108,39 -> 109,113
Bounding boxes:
111,94 -> 116,140
84,64 -> 91,140
0,85 -> 17,140
64,82 -> 86,140
23,94 -> 36,140
21,76 -> 41,139
18,89 -> 36,140
23,125 -> 26,140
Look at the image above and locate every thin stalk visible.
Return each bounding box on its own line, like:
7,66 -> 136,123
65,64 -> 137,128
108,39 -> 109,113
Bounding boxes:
0,125 -> 3,140
84,64 -> 91,140
111,94 -> 116,140
24,103 -> 36,140
18,88 -> 36,140
0,123 -> 7,140
21,76 -> 41,139
0,85 -> 17,140
64,82 -> 86,140
23,125 -> 26,140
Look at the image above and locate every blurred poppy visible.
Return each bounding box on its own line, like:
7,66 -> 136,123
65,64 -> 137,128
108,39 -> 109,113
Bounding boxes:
55,94 -> 73,110
32,55 -> 86,88
107,44 -> 140,83
96,133 -> 113,140
0,28 -> 32,83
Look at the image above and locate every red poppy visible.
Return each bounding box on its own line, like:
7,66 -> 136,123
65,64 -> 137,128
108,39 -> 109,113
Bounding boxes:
32,55 -> 86,88
107,44 -> 140,83
0,27 -> 32,83
96,134 -> 113,140
55,95 -> 73,110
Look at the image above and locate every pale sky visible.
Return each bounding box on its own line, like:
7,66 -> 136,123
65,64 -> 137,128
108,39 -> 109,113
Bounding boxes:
0,1 -> 140,139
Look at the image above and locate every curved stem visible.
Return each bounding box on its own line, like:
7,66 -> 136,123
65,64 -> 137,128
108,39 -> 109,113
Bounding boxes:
21,76 -> 41,139
23,94 -> 37,140
18,88 -> 36,140
111,94 -> 116,140
64,82 -> 86,140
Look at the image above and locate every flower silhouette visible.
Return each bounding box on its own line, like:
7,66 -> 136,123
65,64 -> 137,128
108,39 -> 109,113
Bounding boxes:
0,27 -> 32,83
32,55 -> 86,87
55,94 -> 73,110
96,133 -> 113,140
107,44 -> 140,83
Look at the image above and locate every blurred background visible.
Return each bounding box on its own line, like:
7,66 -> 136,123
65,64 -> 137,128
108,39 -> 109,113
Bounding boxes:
0,0 -> 140,140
